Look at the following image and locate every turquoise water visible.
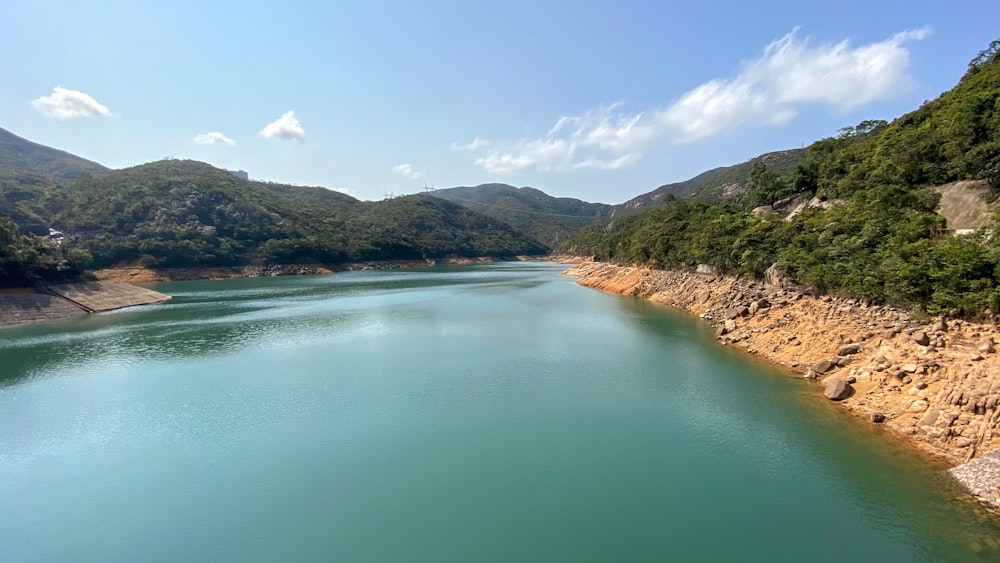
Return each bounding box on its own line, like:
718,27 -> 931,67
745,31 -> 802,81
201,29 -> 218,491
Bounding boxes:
1,262 -> 998,561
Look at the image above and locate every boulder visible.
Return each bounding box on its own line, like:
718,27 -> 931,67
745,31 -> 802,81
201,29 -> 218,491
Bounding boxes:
837,343 -> 861,356
764,264 -> 791,289
871,413 -> 886,423
812,358 -> 837,374
912,331 -> 930,346
824,378 -> 852,401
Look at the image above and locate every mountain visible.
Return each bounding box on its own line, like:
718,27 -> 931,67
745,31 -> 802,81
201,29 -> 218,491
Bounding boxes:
620,149 -> 805,212
0,127 -> 108,181
431,183 -> 614,247
0,136 -> 548,281
0,127 -> 111,235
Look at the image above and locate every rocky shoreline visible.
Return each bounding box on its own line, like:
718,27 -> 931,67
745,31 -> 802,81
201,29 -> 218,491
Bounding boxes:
563,261 -> 1000,510
93,256 -> 542,283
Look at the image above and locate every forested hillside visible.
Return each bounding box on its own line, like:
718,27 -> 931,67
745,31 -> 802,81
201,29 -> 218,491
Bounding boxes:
432,183 -> 613,247
564,40 -> 1000,316
620,149 -> 804,211
0,152 -> 547,286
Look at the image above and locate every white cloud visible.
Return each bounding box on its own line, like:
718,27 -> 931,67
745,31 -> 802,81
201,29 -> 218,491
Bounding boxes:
449,136 -> 490,151
30,87 -> 111,120
392,163 -> 423,179
473,104 -> 653,175
659,27 -> 932,142
193,131 -> 235,145
259,110 -> 305,142
475,138 -> 575,175
573,154 -> 642,170
466,27 -> 930,173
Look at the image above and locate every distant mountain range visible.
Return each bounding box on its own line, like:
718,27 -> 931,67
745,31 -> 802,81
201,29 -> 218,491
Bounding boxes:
430,149 -> 806,246
432,184 -> 614,247
0,129 -> 547,275
2,123 -> 815,265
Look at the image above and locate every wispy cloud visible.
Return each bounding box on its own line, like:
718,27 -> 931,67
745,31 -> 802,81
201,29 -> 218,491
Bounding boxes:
259,110 -> 305,142
193,131 -> 235,145
473,104 -> 650,175
392,163 -> 423,179
30,87 -> 111,120
449,136 -> 490,151
466,27 -> 930,174
659,27 -> 932,142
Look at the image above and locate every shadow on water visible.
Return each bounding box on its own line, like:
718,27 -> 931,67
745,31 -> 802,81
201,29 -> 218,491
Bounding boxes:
616,295 -> 1000,560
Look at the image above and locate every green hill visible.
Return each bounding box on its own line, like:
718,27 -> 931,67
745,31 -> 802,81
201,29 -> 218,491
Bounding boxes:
0,137 -> 548,285
564,39 -> 1000,316
431,183 -> 614,247
0,127 -> 108,181
620,149 -> 805,212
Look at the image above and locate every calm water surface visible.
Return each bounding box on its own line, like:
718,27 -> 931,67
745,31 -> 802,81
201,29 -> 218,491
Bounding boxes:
1,262 -> 999,561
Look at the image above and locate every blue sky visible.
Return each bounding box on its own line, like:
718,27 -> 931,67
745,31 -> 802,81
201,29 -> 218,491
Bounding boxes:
1,1 -> 996,203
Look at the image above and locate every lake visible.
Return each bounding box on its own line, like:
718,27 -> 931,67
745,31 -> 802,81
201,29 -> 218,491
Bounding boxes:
1,262 -> 998,561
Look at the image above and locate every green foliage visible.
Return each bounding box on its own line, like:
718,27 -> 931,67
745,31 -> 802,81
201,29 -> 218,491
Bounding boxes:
0,156 -> 547,274
432,184 -> 612,247
563,39 -> 1000,317
621,149 -> 806,210
0,219 -> 92,287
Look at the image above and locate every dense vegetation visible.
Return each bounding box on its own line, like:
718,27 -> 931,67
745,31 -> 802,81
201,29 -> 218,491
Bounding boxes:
432,183 -> 613,247
619,149 -> 805,211
565,40 -> 1000,316
0,152 -> 547,284
0,219 -> 91,287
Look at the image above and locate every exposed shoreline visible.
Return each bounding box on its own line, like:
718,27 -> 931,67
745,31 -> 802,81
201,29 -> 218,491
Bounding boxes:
561,260 -> 1000,510
0,281 -> 170,328
1,256 -> 545,328
92,256 -> 544,283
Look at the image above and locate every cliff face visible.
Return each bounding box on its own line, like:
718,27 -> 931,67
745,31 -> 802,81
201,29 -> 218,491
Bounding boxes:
564,262 -> 1000,470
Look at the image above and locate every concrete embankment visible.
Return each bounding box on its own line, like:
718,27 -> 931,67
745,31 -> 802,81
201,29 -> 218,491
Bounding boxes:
0,281 -> 170,328
563,261 -> 1000,509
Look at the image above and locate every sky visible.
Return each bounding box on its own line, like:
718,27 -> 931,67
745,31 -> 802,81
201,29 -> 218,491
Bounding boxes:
1,1 -> 997,203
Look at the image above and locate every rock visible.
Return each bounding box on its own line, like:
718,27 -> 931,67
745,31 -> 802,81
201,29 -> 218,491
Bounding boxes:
909,399 -> 929,412
837,343 -> 861,356
916,381 -> 928,390
971,353 -> 984,362
902,376 -> 913,385
715,326 -> 728,338
824,378 -> 852,401
932,317 -> 949,332
978,340 -> 995,354
752,205 -> 777,219
695,264 -> 718,276
913,331 -> 930,346
813,358 -> 837,374
921,410 -> 940,426
871,413 -> 886,423
846,375 -> 857,384
764,264 -> 792,289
